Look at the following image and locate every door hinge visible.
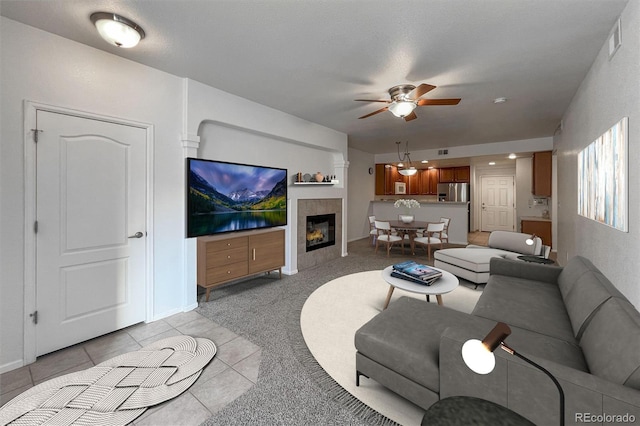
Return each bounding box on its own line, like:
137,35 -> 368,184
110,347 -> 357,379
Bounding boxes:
30,311 -> 38,324
34,221 -> 38,233
31,128 -> 43,143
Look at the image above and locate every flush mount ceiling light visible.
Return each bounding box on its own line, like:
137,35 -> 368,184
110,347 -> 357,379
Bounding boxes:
493,97 -> 507,104
508,153 -> 517,159
396,141 -> 417,176
90,12 -> 145,48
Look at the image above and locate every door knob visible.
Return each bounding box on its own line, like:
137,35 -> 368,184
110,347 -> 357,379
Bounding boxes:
128,231 -> 144,239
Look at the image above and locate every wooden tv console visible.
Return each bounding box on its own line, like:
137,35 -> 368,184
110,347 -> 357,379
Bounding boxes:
196,228 -> 285,302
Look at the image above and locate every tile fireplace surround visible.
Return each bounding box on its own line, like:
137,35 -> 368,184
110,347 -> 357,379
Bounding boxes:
297,199 -> 342,271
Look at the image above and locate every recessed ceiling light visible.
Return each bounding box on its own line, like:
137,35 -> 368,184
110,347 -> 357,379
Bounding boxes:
508,153 -> 517,159
489,161 -> 496,166
421,160 -> 429,164
90,12 -> 145,48
428,166 -> 434,169
493,97 -> 507,104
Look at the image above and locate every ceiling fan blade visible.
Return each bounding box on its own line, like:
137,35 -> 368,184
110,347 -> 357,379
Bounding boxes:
358,107 -> 389,119
407,83 -> 436,100
417,98 -> 462,106
404,111 -> 418,121
354,99 -> 391,103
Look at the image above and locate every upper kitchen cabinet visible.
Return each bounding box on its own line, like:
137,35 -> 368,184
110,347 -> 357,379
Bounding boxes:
375,164 -> 404,195
419,168 -> 439,194
439,166 -> 470,183
532,151 -> 552,197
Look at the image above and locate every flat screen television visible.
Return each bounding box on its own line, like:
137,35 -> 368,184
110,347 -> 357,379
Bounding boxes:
187,158 -> 287,238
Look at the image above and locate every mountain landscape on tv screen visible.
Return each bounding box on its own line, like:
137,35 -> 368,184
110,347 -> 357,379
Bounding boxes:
189,168 -> 287,214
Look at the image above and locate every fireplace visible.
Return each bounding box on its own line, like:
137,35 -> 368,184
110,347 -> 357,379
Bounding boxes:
306,213 -> 335,252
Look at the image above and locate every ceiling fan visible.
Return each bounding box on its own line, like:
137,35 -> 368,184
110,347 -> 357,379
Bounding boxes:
355,83 -> 461,121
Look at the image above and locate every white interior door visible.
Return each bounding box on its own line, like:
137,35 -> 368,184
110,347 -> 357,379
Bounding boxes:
36,110 -> 147,356
480,176 -> 515,232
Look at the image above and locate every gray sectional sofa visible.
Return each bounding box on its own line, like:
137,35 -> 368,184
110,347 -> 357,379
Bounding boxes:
354,256 -> 640,425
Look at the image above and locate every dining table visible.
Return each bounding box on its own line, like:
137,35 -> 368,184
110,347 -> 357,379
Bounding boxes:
386,220 -> 431,254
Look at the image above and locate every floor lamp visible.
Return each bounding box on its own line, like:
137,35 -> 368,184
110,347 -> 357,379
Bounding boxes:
461,322 -> 565,426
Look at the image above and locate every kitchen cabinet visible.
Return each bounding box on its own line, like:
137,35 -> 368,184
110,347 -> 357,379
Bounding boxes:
197,228 -> 284,302
375,164 -> 406,195
439,166 -> 470,183
532,151 -> 552,196
521,218 -> 552,247
419,168 -> 439,194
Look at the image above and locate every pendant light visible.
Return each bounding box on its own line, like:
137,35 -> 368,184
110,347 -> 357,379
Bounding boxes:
90,12 -> 145,48
396,141 -> 417,176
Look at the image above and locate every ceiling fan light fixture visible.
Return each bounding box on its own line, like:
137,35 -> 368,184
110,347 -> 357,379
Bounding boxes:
388,100 -> 417,118
91,12 -> 145,48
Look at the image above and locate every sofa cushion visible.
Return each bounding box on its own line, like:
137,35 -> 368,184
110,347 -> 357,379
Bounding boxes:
558,256 -> 627,340
472,274 -> 576,343
355,297 -> 493,393
488,230 -> 541,255
506,324 -> 588,372
434,247 -> 507,273
580,297 -> 640,390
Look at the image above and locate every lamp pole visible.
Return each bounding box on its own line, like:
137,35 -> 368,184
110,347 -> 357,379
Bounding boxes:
501,343 -> 565,426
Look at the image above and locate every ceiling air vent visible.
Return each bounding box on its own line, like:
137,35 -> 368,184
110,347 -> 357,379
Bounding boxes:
438,149 -> 449,156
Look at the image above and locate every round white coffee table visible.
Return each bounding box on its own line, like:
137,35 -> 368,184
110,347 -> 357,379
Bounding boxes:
381,265 -> 459,309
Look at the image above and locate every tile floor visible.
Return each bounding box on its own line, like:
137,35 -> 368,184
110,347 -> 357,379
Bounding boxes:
0,310 -> 261,425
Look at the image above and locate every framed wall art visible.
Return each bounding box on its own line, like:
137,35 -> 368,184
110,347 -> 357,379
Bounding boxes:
577,117 -> 628,232
395,181 -> 406,195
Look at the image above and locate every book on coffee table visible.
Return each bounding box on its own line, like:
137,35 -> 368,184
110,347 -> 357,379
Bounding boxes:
392,260 -> 442,282
390,270 -> 440,286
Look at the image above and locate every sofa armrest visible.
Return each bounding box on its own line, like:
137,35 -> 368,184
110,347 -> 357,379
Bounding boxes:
440,327 -> 640,425
490,257 -> 562,284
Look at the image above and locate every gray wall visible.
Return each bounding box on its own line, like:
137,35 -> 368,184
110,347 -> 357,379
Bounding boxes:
555,0 -> 639,309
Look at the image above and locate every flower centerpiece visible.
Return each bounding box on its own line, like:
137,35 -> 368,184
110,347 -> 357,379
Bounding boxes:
394,199 -> 421,223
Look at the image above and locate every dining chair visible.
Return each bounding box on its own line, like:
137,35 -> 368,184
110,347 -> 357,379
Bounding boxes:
369,215 -> 377,245
439,217 -> 451,244
374,220 -> 404,257
413,222 -> 445,261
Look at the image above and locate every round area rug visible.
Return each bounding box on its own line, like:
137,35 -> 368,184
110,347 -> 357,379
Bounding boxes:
300,270 -> 480,426
0,336 -> 216,426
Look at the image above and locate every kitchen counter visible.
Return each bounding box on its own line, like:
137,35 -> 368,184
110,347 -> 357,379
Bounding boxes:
376,199 -> 468,205
520,216 -> 551,222
371,200 -> 469,245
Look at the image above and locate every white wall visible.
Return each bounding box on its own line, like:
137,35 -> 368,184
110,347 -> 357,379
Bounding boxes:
196,121 -> 348,274
0,17 -> 184,371
347,147 -> 376,241
0,17 -> 349,372
555,0 -> 640,310
374,137 -> 552,165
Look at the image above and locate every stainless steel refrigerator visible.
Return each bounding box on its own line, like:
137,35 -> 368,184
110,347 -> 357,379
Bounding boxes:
437,183 -> 469,202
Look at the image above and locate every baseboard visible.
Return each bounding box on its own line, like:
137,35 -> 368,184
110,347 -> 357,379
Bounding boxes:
0,359 -> 25,374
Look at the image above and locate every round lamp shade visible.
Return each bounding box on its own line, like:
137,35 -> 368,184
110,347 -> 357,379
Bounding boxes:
388,100 -> 417,118
91,12 -> 145,48
462,339 -> 496,374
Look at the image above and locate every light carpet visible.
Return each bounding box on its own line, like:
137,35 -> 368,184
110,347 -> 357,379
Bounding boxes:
300,270 -> 481,426
0,336 -> 216,426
